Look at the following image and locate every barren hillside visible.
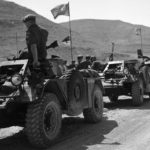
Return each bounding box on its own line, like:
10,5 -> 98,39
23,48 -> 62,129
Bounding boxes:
1,0 -> 150,62
61,19 -> 150,59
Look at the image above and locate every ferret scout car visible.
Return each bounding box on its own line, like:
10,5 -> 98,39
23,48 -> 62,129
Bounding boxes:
101,58 -> 145,106
0,54 -> 104,148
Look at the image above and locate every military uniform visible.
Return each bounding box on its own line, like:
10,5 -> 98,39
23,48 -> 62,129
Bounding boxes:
76,55 -> 92,70
23,14 -> 55,78
23,14 -> 47,62
76,61 -> 91,70
26,24 -> 47,62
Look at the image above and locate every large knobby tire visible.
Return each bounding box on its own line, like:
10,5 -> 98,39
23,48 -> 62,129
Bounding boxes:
132,79 -> 144,106
63,69 -> 85,115
25,93 -> 62,148
67,69 -> 85,101
83,85 -> 103,123
108,95 -> 118,103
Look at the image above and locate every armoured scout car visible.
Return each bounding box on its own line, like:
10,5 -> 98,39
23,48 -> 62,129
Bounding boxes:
101,59 -> 144,106
101,49 -> 150,106
0,56 -> 103,148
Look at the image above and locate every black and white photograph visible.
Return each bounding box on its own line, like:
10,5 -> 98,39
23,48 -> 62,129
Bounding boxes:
0,0 -> 150,149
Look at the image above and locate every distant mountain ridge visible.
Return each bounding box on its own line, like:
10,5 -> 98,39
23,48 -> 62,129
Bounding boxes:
61,19 -> 150,57
1,0 -> 150,62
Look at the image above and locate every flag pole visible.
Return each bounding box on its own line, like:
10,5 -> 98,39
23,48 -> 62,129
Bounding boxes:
140,27 -> 143,51
136,26 -> 143,51
111,42 -> 114,61
68,2 -> 73,62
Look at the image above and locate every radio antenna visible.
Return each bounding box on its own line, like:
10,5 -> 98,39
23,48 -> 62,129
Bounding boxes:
15,32 -> 19,58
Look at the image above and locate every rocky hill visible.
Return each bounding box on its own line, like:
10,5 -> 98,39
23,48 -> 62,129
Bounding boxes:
1,0 -> 150,62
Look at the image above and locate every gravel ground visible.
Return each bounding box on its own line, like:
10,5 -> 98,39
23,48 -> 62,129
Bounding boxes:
0,96 -> 150,150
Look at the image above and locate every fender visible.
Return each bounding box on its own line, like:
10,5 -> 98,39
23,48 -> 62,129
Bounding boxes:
41,79 -> 68,109
139,66 -> 149,88
95,78 -> 105,94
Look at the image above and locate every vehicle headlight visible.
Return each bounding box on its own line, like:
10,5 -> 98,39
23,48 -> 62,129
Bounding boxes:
123,68 -> 129,75
11,74 -> 23,86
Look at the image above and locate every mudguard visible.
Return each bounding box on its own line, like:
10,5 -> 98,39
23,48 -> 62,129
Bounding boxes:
41,79 -> 68,109
95,78 -> 105,94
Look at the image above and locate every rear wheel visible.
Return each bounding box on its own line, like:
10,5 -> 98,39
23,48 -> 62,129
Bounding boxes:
132,79 -> 144,106
83,85 -> 103,123
25,93 -> 62,148
63,69 -> 85,115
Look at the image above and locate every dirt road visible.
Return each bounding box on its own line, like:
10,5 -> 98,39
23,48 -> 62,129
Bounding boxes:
0,96 -> 150,150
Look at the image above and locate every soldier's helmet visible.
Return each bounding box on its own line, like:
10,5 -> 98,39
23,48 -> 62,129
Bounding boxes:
22,14 -> 36,23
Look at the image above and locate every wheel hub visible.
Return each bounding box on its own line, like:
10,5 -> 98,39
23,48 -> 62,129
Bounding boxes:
94,97 -> 100,113
44,106 -> 56,136
74,84 -> 81,100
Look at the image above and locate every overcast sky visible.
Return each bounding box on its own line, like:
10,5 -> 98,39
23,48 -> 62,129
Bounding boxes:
8,0 -> 150,27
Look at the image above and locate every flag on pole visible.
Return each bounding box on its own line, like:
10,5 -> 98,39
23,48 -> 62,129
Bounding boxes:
46,40 -> 58,49
51,3 -> 70,19
62,36 -> 70,46
62,36 -> 70,42
136,27 -> 141,36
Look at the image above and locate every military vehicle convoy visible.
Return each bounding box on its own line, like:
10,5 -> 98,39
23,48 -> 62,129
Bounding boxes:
0,56 -> 104,148
2,43 -> 150,148
101,49 -> 150,106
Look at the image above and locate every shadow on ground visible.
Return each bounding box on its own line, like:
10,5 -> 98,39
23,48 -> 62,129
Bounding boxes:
0,116 -> 118,150
0,96 -> 149,150
104,96 -> 150,110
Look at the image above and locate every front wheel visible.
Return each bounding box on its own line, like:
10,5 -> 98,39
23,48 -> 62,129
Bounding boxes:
132,80 -> 144,106
25,93 -> 62,148
83,85 -> 103,123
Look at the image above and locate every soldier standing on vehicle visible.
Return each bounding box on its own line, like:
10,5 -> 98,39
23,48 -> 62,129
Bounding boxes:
22,14 -> 55,77
23,14 -> 43,67
23,14 -> 49,66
